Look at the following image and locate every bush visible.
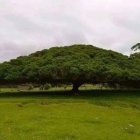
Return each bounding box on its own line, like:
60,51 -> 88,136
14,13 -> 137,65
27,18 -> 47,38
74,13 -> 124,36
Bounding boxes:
28,84 -> 34,90
44,83 -> 51,90
40,83 -> 51,90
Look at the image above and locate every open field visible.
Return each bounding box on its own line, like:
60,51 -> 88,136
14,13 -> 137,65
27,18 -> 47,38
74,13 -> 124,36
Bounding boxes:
0,90 -> 140,140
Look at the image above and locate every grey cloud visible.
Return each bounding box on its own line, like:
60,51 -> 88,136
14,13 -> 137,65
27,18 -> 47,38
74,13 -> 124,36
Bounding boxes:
0,0 -> 140,62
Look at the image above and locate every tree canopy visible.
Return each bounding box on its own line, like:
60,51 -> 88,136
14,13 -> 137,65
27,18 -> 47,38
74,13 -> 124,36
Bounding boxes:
0,44 -> 140,92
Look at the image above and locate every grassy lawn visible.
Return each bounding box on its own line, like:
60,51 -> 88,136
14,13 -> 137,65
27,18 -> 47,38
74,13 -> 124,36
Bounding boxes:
0,90 -> 140,140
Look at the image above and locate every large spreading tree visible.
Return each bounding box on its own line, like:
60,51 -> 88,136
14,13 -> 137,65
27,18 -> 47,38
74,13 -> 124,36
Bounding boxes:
0,44 -> 140,93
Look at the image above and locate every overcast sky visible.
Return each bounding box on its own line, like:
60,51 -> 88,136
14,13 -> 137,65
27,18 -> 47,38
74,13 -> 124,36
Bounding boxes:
0,0 -> 140,62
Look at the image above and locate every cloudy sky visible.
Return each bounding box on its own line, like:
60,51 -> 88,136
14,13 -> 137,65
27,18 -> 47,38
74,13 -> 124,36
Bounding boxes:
0,0 -> 140,62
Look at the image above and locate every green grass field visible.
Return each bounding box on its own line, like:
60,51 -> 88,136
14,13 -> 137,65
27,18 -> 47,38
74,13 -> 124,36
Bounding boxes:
0,90 -> 140,140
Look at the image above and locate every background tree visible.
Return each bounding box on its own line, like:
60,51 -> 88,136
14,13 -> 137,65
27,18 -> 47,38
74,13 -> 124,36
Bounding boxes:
131,43 -> 140,52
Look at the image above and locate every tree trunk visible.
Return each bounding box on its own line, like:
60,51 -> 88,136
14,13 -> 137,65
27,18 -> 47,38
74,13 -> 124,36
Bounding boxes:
71,83 -> 82,95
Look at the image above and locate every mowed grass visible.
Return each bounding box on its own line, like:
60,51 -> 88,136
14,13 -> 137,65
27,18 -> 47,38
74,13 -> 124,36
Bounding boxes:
0,90 -> 140,140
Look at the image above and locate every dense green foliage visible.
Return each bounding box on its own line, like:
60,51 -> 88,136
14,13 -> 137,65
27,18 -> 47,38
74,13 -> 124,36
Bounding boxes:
0,45 -> 140,91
